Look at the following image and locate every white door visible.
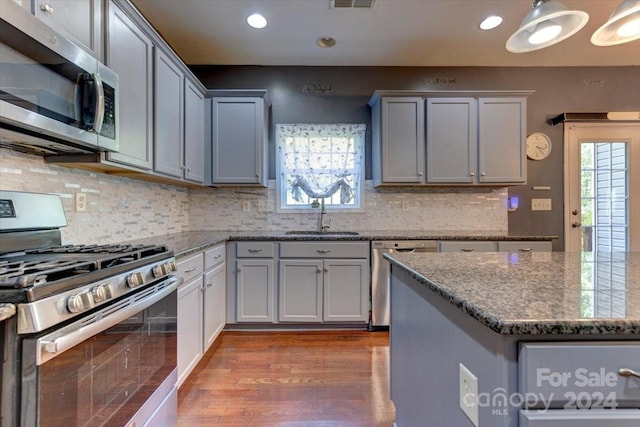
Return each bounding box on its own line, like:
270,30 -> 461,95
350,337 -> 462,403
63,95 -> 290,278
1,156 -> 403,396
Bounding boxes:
564,123 -> 640,252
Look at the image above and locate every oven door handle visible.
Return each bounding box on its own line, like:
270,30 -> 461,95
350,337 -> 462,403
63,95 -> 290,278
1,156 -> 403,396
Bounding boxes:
37,277 -> 181,366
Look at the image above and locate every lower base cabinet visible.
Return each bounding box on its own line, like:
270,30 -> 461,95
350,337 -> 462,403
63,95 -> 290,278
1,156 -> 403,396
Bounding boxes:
520,409 -> 640,426
177,274 -> 203,386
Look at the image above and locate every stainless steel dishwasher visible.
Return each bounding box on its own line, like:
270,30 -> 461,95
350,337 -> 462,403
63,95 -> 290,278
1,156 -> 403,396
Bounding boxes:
370,240 -> 437,329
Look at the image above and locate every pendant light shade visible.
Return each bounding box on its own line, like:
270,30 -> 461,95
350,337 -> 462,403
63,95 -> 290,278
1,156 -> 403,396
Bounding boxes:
506,0 -> 589,53
591,1 -> 640,46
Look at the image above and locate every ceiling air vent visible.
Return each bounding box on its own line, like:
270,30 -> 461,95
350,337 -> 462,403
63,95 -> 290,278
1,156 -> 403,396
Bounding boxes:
330,0 -> 376,9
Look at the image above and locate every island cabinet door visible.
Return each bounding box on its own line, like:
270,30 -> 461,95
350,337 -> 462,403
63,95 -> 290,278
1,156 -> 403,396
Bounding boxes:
520,409 -> 640,426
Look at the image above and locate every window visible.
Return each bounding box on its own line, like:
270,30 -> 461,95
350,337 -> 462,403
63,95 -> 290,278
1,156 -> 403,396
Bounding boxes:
276,123 -> 365,210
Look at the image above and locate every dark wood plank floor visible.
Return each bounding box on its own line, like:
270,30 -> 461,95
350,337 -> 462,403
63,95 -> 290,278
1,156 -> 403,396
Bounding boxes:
177,330 -> 395,426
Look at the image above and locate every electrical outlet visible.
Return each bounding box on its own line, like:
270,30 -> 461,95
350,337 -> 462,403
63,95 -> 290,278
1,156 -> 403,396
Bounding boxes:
170,199 -> 177,212
75,192 -> 87,212
459,363 -> 479,427
401,201 -> 410,211
242,200 -> 251,212
257,200 -> 267,212
531,198 -> 552,211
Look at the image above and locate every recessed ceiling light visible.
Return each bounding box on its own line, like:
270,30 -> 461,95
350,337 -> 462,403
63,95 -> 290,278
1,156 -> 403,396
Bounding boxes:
247,13 -> 267,29
479,15 -> 503,30
317,37 -> 337,48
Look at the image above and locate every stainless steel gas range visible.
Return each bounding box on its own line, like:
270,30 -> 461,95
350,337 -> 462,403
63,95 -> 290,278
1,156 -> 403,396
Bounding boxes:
0,190 -> 180,427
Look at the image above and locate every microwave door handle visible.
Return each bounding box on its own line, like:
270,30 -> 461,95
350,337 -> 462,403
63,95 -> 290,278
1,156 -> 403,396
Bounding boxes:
92,73 -> 105,134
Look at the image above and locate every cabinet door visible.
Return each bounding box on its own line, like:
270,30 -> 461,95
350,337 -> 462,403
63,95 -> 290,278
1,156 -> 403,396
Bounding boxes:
177,276 -> 203,387
236,259 -> 274,322
35,0 -> 102,58
323,259 -> 368,322
497,241 -> 552,252
105,1 -> 153,169
211,97 -> 264,185
426,98 -> 477,183
478,97 -> 526,183
377,97 -> 425,183
154,49 -> 184,178
279,260 -> 323,322
203,263 -> 225,352
183,79 -> 205,183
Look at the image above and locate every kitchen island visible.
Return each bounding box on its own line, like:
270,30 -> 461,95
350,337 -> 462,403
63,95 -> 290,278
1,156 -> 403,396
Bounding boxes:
385,251 -> 640,427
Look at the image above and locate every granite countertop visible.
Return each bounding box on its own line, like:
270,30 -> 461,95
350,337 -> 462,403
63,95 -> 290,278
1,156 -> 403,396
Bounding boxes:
125,230 -> 556,258
0,303 -> 16,322
385,251 -> 640,336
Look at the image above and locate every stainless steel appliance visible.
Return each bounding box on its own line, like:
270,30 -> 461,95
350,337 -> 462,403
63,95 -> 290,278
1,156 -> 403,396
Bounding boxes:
370,240 -> 437,328
0,1 -> 119,155
0,191 -> 179,427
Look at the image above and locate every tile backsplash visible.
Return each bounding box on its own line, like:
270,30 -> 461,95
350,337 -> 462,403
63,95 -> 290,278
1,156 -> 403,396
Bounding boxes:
1,149 -> 507,243
189,181 -> 507,232
0,149 -> 189,244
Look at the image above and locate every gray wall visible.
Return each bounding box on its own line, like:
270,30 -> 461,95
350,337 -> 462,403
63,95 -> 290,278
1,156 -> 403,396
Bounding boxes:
192,65 -> 640,251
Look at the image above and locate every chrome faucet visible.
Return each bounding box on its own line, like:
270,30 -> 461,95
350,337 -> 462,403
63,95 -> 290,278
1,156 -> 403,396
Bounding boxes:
320,198 -> 331,232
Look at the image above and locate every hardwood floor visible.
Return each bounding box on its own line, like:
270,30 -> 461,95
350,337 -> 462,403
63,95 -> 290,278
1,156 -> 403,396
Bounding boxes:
177,330 -> 395,426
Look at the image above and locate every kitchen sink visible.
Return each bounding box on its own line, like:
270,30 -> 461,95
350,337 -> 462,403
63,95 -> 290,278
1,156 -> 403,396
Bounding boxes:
284,231 -> 360,236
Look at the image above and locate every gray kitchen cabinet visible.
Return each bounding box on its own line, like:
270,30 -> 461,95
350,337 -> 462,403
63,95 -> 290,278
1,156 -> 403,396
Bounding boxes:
438,241 -> 498,252
154,48 -> 184,178
520,409 -> 640,426
208,90 -> 270,186
176,253 -> 204,387
202,246 -> 225,352
426,97 -> 526,184
236,259 -> 275,322
183,79 -> 205,183
279,259 -> 323,322
426,98 -> 477,183
279,242 -> 369,324
439,240 -> 552,252
372,97 -> 425,185
34,0 -> 102,59
478,97 -> 527,183
105,0 -> 154,169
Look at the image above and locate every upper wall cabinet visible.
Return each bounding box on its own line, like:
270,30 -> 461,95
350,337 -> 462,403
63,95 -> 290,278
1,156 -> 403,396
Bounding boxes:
105,0 -> 154,170
34,0 -> 103,59
207,90 -> 270,187
369,90 -> 532,187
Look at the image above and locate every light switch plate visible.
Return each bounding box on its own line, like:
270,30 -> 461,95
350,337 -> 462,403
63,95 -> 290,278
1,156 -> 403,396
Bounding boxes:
242,200 -> 251,212
531,198 -> 552,211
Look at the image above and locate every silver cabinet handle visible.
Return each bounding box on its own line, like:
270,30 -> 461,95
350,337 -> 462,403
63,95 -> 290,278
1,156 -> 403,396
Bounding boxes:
236,268 -> 242,273
470,172 -> 475,177
213,254 -> 222,259
316,268 -> 322,273
518,248 -> 532,252
460,248 -> 475,252
248,248 -> 262,253
480,172 -> 486,177
324,267 -> 329,273
40,3 -> 54,14
619,368 -> 640,379
316,249 -> 331,254
184,267 -> 196,273
418,172 -> 423,176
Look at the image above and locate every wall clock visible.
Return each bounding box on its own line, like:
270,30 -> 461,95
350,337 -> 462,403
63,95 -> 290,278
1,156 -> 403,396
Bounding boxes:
526,132 -> 552,160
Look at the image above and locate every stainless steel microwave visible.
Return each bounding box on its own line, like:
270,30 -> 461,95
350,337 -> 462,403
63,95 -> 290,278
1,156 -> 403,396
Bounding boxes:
0,1 -> 119,154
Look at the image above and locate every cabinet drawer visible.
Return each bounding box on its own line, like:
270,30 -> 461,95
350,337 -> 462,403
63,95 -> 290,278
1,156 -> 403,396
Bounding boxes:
519,342 -> 640,408
437,241 -> 497,252
280,242 -> 369,259
236,242 -> 275,258
520,409 -> 640,426
204,244 -> 225,269
176,253 -> 204,283
497,241 -> 551,252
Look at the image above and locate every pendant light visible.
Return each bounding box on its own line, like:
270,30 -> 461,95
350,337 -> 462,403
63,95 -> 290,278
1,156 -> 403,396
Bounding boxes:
591,1 -> 640,46
506,0 -> 589,53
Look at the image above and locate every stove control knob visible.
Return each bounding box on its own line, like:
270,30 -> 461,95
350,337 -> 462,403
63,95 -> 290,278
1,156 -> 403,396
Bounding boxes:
92,283 -> 113,303
67,293 -> 86,313
166,261 -> 176,273
152,264 -> 165,278
127,272 -> 145,288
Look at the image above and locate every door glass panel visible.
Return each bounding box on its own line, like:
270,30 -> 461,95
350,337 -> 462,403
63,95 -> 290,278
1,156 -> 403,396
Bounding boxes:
580,252 -> 627,318
580,141 -> 628,252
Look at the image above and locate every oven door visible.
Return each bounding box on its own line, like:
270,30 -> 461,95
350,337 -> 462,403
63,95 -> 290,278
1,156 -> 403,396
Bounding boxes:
20,278 -> 179,427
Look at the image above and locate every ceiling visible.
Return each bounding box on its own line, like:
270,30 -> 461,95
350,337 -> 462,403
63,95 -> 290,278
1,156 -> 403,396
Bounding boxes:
130,0 -> 640,67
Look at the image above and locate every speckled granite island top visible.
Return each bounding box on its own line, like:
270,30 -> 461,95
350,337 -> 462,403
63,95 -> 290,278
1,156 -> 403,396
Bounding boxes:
125,230 -> 555,258
385,251 -> 640,335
